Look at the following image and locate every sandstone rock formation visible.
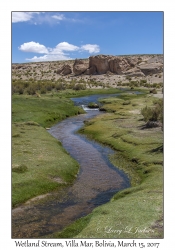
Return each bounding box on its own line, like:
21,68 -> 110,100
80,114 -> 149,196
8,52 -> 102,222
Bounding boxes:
138,63 -> 163,75
109,57 -> 131,74
123,67 -> 145,77
51,54 -> 163,77
56,64 -> 72,75
88,55 -> 141,75
89,55 -> 110,74
73,59 -> 89,75
85,65 -> 97,75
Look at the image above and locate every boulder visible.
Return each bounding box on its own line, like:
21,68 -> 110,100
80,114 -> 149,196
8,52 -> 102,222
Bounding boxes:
89,55 -> 134,75
85,65 -> 97,75
73,59 -> 89,75
56,64 -> 72,75
87,102 -> 99,109
109,57 -> 130,74
125,57 -> 139,67
138,63 -> 163,76
89,55 -> 111,74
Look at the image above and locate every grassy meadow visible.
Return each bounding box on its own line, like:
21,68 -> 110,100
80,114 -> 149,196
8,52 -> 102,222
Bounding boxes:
12,88 -> 122,207
12,93 -> 85,207
49,91 -> 163,238
12,85 -> 163,238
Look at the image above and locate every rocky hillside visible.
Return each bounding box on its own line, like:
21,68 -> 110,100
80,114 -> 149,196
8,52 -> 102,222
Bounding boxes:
12,54 -> 163,87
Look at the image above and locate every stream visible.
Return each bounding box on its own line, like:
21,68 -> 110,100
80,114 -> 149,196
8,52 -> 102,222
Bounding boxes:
12,93 -> 131,238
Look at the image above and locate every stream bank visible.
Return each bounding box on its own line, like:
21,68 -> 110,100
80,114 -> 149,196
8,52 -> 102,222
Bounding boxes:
12,92 -> 130,238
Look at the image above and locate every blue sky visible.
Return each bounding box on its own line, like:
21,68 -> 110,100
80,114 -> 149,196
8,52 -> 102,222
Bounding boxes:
12,11 -> 163,63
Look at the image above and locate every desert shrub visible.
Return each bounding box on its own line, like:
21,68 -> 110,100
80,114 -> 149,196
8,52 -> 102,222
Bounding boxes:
140,79 -> 147,84
18,87 -> 24,95
46,85 -> 52,91
121,82 -> 128,86
130,81 -> 139,86
141,106 -> 156,122
55,83 -> 66,90
150,89 -> 157,94
141,99 -> 163,124
144,83 -> 150,88
26,86 -> 36,95
126,76 -> 132,81
73,83 -> 86,90
123,100 -> 131,105
12,164 -> 28,173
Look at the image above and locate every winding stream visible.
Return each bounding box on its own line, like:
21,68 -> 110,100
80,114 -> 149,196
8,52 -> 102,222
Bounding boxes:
12,93 -> 130,238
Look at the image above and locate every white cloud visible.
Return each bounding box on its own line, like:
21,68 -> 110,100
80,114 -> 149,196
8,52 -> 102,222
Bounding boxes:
12,12 -> 33,23
50,42 -> 79,54
18,41 -> 48,54
26,54 -> 72,62
51,14 -> 65,21
12,12 -> 84,25
81,44 -> 100,53
19,41 -> 100,62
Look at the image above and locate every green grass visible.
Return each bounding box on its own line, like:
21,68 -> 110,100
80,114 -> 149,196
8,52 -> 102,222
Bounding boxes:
12,89 -> 122,207
12,92 -> 87,207
12,94 -> 85,128
12,122 -> 79,207
49,91 -> 163,239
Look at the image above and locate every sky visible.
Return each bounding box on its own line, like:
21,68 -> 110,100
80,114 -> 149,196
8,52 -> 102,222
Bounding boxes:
12,11 -> 163,63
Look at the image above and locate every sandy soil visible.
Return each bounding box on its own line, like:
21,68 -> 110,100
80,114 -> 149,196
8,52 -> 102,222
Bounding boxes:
12,55 -> 163,88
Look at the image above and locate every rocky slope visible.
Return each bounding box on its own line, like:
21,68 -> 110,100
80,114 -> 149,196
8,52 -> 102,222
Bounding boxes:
12,54 -> 163,87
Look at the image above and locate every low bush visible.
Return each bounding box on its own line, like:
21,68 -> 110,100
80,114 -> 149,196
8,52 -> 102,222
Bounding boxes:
123,100 -> 131,105
150,88 -> 157,94
12,164 -> 28,173
141,99 -> 163,124
73,83 -> 86,90
140,79 -> 147,84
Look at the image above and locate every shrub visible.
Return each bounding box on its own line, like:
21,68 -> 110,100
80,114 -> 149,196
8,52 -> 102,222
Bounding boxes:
88,102 -> 99,108
126,76 -> 132,81
150,89 -> 157,94
140,79 -> 147,84
123,100 -> 131,105
141,106 -> 155,122
55,83 -> 66,90
46,85 -> 52,91
26,86 -> 36,95
141,99 -> 163,124
12,164 -> 28,173
18,87 -> 24,95
73,83 -> 86,90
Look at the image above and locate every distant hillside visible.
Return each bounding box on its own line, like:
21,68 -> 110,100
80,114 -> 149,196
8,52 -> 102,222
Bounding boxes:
12,54 -> 163,88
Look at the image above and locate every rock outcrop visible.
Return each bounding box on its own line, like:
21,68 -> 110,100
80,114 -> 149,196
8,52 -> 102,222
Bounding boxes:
85,65 -> 97,75
56,64 -> 72,75
89,55 -> 111,74
138,63 -> 163,75
88,55 -> 141,75
73,59 -> 89,75
52,55 -> 163,77
109,57 -> 131,74
123,67 -> 145,77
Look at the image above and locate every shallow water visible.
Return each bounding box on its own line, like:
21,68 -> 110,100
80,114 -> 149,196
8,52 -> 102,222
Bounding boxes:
12,95 -> 130,238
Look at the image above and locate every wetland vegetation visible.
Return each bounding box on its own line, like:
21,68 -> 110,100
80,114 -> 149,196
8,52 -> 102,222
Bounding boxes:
12,82 -> 163,238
